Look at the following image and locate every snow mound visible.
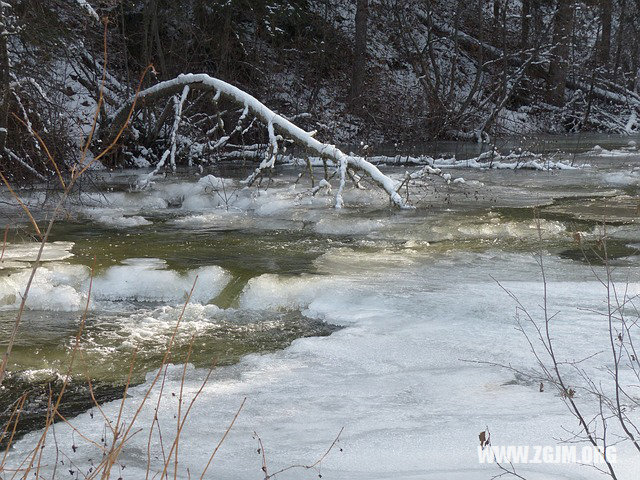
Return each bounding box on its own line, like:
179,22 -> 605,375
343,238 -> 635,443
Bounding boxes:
239,273 -> 343,312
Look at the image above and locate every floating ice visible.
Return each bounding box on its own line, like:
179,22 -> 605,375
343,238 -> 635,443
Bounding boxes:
0,258 -> 230,311
94,214 -> 153,228
587,145 -> 636,157
0,263 -> 90,311
314,217 -> 384,236
239,273 -> 345,312
601,170 -> 640,186
0,241 -> 74,263
92,258 -> 230,304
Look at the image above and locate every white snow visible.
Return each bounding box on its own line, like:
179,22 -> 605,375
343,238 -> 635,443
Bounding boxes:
7,250 -> 640,479
74,0 -> 100,22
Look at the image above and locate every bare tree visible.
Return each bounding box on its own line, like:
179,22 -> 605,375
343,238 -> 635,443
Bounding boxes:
548,0 -> 575,106
599,0 -> 612,69
520,0 -> 531,60
0,3 -> 10,153
349,0 -> 369,107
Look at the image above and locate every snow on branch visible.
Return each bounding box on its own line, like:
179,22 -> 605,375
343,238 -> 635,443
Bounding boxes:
285,150 -> 578,171
243,118 -> 280,186
5,148 -> 46,181
139,85 -> 190,187
169,85 -> 189,171
74,0 -> 100,23
103,73 -> 407,208
210,104 -> 249,151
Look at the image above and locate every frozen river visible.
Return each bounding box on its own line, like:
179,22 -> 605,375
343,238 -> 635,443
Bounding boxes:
1,139 -> 640,479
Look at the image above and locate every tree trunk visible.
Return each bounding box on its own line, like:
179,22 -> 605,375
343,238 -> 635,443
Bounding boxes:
493,0 -> 501,25
349,0 -> 368,106
598,0 -> 612,68
547,1 -> 574,106
521,0 -> 530,58
142,0 -> 153,68
0,4 -> 10,153
613,0 -> 627,74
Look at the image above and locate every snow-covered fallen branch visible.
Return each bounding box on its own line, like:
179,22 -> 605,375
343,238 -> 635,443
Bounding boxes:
430,150 -> 579,171
138,86 -> 190,187
567,78 -> 640,108
283,150 -> 579,171
102,73 -> 406,208
585,144 -> 637,157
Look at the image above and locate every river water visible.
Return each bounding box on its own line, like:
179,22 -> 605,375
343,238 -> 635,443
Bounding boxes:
1,137 -> 640,479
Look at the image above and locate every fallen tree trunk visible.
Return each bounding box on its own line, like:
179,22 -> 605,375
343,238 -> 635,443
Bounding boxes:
566,78 -> 640,108
99,73 -> 405,208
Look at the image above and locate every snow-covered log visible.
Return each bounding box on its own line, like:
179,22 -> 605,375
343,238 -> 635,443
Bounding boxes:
567,78 -> 640,108
101,73 -> 406,208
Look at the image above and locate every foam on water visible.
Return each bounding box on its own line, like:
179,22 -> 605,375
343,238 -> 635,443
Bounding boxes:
77,304 -> 336,373
100,303 -> 224,349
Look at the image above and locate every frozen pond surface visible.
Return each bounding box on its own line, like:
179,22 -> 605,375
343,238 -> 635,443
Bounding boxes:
1,139 -> 640,479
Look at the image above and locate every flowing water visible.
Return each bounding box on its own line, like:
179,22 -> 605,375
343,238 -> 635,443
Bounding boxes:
1,136 -> 640,479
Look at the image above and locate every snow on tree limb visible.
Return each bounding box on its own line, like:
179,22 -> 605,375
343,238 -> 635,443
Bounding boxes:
74,0 -> 100,23
103,73 -> 407,208
169,85 -> 189,171
138,86 -> 189,187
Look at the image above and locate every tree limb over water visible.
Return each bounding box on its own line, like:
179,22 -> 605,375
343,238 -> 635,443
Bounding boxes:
100,73 -> 407,208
